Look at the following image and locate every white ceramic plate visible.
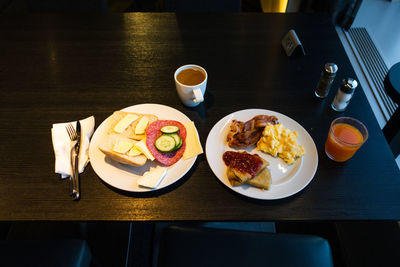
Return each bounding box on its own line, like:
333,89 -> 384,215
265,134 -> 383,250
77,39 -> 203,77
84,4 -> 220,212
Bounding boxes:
205,109 -> 318,200
89,103 -> 197,192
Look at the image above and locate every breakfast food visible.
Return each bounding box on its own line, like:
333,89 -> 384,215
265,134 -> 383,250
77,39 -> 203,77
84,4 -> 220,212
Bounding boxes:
98,134 -> 148,166
223,151 -> 271,190
257,123 -> 305,164
182,121 -> 203,160
97,107 -> 204,190
137,166 -> 168,189
99,109 -> 198,169
108,111 -> 158,140
146,120 -> 187,166
227,115 -> 278,149
98,111 -> 158,167
222,114 -> 308,191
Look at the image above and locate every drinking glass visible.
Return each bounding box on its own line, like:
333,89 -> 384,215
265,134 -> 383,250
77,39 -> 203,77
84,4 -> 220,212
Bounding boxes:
325,117 -> 368,162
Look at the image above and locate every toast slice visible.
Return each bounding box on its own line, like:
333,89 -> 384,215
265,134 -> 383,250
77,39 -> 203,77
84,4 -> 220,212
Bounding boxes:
247,167 -> 271,190
98,134 -> 147,166
108,111 -> 158,140
226,156 -> 271,190
227,166 -> 242,186
231,157 -> 269,183
228,165 -> 271,190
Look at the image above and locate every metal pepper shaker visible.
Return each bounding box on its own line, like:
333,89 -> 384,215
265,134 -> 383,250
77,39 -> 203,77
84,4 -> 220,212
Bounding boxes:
315,63 -> 338,98
331,78 -> 358,111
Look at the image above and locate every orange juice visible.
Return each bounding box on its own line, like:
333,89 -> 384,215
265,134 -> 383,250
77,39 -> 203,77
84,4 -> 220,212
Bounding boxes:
325,123 -> 364,162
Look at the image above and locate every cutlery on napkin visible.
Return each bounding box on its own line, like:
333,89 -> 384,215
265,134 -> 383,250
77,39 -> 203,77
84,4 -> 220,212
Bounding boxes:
51,116 -> 95,179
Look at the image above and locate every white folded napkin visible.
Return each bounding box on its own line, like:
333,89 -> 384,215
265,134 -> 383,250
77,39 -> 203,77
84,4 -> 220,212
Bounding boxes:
51,116 -> 95,179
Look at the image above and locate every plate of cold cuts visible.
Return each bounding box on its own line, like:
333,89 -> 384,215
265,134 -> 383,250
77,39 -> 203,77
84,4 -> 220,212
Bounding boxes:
205,109 -> 318,200
89,103 -> 198,192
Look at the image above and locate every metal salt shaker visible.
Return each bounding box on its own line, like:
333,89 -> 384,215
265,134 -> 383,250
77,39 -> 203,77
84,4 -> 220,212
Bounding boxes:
331,78 -> 358,111
315,63 -> 338,98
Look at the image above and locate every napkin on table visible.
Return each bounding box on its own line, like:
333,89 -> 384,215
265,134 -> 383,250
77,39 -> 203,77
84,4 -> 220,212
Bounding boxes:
51,116 -> 95,179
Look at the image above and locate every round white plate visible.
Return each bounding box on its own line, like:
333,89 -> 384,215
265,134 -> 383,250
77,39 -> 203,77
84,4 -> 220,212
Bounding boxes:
205,109 -> 318,200
89,103 -> 197,192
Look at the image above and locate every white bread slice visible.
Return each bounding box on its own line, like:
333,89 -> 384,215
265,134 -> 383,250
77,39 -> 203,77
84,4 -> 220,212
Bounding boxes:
108,111 -> 158,140
98,134 -> 147,166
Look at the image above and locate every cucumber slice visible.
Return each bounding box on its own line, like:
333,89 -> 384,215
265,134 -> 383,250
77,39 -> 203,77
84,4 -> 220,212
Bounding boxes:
161,125 -> 180,134
168,134 -> 181,149
155,135 -> 176,152
175,138 -> 183,150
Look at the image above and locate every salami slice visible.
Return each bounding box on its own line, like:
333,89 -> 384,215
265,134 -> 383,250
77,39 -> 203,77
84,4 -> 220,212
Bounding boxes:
146,120 -> 187,166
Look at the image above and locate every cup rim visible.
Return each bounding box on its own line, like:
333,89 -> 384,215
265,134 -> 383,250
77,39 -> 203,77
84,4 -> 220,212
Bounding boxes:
329,117 -> 368,147
174,64 -> 208,88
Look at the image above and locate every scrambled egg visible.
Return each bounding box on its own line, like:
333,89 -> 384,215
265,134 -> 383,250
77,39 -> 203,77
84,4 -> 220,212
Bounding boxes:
256,123 -> 305,164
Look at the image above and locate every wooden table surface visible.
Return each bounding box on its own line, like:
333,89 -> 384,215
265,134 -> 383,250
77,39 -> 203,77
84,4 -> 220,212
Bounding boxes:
0,13 -> 399,221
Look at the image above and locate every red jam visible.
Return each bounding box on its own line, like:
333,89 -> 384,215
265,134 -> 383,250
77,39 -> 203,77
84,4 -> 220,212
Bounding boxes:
222,151 -> 263,177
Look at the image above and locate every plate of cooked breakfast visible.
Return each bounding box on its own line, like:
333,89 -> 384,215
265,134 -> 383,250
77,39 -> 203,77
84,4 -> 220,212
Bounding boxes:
205,109 -> 318,200
89,103 -> 203,192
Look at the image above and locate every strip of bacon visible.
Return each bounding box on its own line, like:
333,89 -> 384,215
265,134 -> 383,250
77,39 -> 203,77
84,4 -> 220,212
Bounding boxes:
227,115 -> 278,149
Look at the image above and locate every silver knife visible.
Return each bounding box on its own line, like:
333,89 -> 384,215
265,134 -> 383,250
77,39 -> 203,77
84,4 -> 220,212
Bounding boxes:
71,121 -> 81,200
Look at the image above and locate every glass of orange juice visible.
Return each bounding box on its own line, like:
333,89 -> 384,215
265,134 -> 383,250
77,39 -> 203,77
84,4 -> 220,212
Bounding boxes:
325,117 -> 368,162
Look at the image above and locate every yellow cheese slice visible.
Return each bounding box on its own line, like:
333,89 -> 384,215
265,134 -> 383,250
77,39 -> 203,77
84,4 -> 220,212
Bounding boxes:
114,114 -> 139,133
137,166 -> 167,189
113,140 -> 134,154
135,116 -> 149,135
127,146 -> 142,157
183,121 -> 203,160
134,139 -> 155,161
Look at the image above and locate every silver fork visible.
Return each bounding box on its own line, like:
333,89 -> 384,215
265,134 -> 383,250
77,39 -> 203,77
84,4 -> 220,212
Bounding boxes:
66,123 -> 80,200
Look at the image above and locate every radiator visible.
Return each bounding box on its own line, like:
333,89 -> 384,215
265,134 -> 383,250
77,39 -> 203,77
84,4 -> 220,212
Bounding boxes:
345,27 -> 397,121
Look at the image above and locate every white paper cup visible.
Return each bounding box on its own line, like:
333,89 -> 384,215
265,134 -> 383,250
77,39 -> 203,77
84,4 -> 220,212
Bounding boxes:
174,64 -> 208,107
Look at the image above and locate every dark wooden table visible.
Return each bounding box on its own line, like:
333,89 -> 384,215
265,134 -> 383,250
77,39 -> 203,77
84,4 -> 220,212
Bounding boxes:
0,13 -> 399,221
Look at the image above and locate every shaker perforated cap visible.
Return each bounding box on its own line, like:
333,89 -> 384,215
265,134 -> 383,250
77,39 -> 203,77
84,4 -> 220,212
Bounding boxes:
324,63 -> 338,76
341,78 -> 358,94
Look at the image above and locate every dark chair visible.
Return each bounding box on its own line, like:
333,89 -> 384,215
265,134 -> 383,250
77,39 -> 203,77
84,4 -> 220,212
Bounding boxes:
157,225 -> 334,267
383,62 -> 400,158
0,239 -> 92,267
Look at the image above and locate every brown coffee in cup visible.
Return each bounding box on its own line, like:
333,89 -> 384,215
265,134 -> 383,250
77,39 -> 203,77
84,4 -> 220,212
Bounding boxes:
174,64 -> 208,107
177,68 -> 205,86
